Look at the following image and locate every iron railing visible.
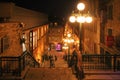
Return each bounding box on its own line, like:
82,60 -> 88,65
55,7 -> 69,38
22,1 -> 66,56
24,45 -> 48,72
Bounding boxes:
0,56 -> 22,76
82,54 -> 120,71
24,51 -> 39,68
0,51 -> 39,76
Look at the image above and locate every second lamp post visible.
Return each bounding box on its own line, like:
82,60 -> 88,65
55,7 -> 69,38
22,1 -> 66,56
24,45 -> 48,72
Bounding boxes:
69,2 -> 92,54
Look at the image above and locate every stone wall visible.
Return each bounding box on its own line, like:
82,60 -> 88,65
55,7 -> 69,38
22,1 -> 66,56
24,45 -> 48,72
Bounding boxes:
105,0 -> 120,48
0,22 -> 23,56
84,17 -> 100,54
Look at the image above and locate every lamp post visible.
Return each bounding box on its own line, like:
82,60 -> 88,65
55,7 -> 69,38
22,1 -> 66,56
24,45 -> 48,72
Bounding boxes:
69,2 -> 92,54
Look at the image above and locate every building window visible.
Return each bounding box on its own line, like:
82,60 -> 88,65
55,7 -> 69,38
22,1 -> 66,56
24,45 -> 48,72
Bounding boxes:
3,36 -> 9,51
29,31 -> 33,52
41,27 -> 43,37
0,35 -> 9,54
108,29 -> 112,36
107,5 -> 113,20
39,28 -> 41,38
33,31 -> 37,49
37,29 -> 40,40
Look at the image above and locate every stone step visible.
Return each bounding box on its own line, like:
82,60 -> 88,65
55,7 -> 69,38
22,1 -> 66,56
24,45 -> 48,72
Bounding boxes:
41,58 -> 68,68
84,70 -> 120,80
24,67 -> 77,80
84,70 -> 120,75
84,74 -> 120,80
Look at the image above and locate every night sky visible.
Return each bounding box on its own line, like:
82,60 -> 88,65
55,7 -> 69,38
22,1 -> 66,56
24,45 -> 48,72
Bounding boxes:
1,0 -> 79,19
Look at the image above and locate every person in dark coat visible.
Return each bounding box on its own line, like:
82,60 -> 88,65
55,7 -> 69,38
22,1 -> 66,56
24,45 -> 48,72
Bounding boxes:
49,54 -> 56,68
70,45 -> 85,80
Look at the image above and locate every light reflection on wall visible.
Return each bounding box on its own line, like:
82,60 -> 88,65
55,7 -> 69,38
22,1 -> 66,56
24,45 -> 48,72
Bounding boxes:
34,37 -> 44,63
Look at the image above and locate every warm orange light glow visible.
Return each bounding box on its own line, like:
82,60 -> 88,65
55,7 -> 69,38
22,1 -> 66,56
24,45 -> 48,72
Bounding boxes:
86,16 -> 92,23
62,46 -> 68,49
67,33 -> 71,37
77,16 -> 86,23
77,3 -> 85,11
69,16 -> 76,23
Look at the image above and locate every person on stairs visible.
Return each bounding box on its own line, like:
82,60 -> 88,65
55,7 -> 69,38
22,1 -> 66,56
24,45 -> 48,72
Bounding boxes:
69,45 -> 85,80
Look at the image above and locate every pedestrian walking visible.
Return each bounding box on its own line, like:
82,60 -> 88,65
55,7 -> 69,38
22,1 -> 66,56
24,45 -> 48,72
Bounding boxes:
54,55 -> 57,61
69,45 -> 85,80
76,50 -> 85,80
69,46 -> 78,74
49,54 -> 56,68
41,54 -> 46,67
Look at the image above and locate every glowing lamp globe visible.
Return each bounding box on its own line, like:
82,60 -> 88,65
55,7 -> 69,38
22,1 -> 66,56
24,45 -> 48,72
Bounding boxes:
86,16 -> 92,23
77,3 -> 85,11
69,16 -> 76,23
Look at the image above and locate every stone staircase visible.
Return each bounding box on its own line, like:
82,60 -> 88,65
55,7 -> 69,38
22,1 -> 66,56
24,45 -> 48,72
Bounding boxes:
24,67 -> 77,80
84,70 -> 120,80
24,57 -> 120,80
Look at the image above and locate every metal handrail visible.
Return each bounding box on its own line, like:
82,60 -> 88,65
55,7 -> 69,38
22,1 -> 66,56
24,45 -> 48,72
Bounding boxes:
100,43 -> 120,54
21,51 -> 39,67
0,51 -> 39,77
82,54 -> 120,72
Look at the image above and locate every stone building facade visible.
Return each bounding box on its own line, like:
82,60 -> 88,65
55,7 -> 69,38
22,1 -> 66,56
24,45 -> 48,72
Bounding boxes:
0,23 -> 23,56
75,0 -> 120,54
23,24 -> 49,63
104,0 -> 120,49
83,0 -> 120,54
0,2 -> 49,63
98,0 -> 120,54
83,0 -> 100,54
48,23 -> 64,51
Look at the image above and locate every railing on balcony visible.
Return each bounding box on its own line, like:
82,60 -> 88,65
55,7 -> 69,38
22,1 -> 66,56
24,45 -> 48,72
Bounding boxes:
82,54 -> 120,72
0,51 -> 39,77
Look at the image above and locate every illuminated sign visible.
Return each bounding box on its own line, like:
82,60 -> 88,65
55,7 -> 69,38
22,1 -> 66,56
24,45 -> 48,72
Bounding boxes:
56,43 -> 62,51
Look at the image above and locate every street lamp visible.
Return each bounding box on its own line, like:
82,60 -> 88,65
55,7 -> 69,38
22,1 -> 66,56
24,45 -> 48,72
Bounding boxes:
77,3 -> 85,11
69,2 -> 92,54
